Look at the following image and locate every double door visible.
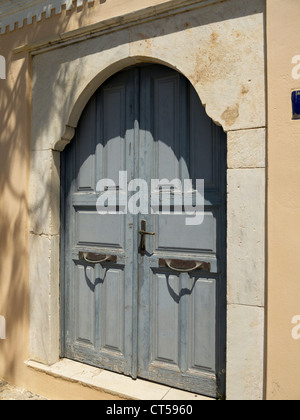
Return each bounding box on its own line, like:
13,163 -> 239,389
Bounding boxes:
61,64 -> 226,398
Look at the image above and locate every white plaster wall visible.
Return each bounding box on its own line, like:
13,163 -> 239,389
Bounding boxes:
28,0 -> 266,400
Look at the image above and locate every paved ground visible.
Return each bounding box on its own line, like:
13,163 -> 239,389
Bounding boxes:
0,381 -> 47,400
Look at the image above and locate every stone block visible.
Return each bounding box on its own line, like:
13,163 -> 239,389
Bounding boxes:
227,168 -> 265,306
29,233 -> 60,364
228,129 -> 266,169
226,304 -> 264,400
29,150 -> 60,236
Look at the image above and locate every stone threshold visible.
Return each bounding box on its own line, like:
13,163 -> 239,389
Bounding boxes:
26,358 -> 213,401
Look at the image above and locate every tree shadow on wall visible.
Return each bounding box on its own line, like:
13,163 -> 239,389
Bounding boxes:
0,54 -> 30,383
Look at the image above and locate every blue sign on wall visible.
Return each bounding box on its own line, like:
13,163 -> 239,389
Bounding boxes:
292,90 -> 300,119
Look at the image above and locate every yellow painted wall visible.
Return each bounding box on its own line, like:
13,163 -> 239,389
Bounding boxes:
0,28 -> 30,391
266,0 -> 300,400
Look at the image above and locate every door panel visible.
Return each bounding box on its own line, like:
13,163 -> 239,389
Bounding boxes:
75,96 -> 96,192
189,87 -> 217,188
152,273 -> 180,365
74,264 -> 96,347
190,278 -> 216,372
101,84 -> 126,184
154,75 -> 181,181
61,64 -> 226,398
154,212 -> 217,253
149,272 -> 217,374
75,212 -> 124,249
100,268 -> 125,354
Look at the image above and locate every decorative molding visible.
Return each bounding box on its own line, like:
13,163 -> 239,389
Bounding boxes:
0,0 -> 95,34
13,0 -> 225,55
55,125 -> 75,151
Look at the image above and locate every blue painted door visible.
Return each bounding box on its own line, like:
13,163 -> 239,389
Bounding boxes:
61,65 -> 226,398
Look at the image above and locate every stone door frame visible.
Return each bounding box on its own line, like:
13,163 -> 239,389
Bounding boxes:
27,0 -> 266,400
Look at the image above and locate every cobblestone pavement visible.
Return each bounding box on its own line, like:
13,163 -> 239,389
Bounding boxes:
0,381 -> 48,400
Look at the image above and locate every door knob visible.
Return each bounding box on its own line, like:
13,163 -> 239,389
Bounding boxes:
139,221 -> 155,256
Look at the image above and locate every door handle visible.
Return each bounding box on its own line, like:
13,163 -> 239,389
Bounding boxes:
78,252 -> 117,265
139,221 -> 155,256
159,259 -> 211,273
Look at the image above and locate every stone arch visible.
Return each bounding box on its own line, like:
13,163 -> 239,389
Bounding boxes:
53,55 -> 224,152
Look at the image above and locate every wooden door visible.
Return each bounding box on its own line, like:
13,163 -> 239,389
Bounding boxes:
61,64 -> 226,398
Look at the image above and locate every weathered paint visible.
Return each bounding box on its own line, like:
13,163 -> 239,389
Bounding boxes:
61,65 -> 226,398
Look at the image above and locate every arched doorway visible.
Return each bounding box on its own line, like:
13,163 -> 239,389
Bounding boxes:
60,64 -> 226,398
